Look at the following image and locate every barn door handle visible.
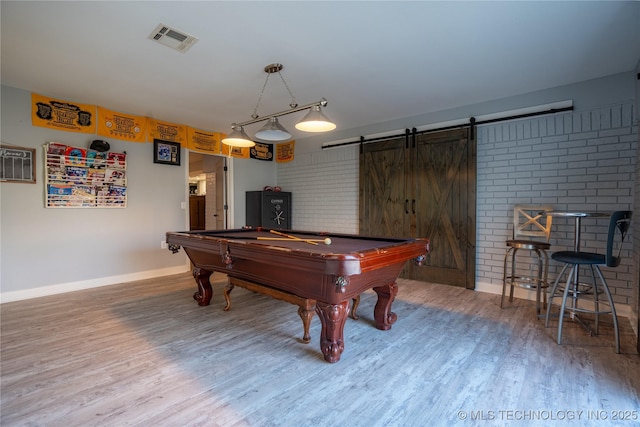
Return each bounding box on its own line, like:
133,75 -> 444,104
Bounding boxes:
405,199 -> 409,214
412,199 -> 416,214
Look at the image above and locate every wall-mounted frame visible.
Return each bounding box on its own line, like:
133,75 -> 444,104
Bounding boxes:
153,139 -> 181,166
0,144 -> 36,184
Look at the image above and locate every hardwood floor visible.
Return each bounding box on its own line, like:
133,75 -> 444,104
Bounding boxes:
1,273 -> 639,426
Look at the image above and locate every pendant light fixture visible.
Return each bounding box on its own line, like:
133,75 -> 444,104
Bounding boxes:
295,103 -> 337,132
221,63 -> 336,147
255,117 -> 292,141
221,125 -> 255,147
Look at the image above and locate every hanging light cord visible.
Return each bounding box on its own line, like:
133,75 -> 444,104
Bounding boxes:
250,68 -> 298,120
251,73 -> 271,120
277,70 -> 298,109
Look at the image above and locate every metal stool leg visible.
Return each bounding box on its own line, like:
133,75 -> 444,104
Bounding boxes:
594,266 -> 620,354
534,248 -> 542,314
546,263 -> 569,327
501,248 -> 509,308
509,248 -> 518,302
557,265 -> 578,345
533,248 -> 549,315
501,247 -> 515,308
541,250 -> 549,309
588,265 -> 600,335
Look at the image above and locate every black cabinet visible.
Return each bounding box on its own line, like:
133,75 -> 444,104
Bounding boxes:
246,191 -> 291,229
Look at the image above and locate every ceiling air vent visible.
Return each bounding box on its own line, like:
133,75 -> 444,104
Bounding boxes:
148,24 -> 198,53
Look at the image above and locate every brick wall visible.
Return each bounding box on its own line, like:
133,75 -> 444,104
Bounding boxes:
477,101 -> 637,309
633,114 -> 640,334
276,146 -> 359,234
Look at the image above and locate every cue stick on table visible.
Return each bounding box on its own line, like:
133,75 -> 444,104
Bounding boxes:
270,229 -> 319,245
258,237 -> 332,245
204,235 -> 330,245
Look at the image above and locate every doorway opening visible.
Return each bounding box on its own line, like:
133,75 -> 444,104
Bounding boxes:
188,152 -> 227,231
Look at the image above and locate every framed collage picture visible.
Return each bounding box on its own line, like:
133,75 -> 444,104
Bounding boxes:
153,139 -> 181,166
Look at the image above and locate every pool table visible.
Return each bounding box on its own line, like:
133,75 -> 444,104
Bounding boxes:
166,227 -> 429,363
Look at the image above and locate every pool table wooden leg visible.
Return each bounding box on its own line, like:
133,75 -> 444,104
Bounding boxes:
350,295 -> 361,320
373,281 -> 398,330
192,267 -> 213,306
297,303 -> 315,344
315,300 -> 350,363
222,282 -> 234,311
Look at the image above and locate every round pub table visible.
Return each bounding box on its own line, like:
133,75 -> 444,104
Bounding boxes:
543,211 -> 611,251
542,210 -> 611,331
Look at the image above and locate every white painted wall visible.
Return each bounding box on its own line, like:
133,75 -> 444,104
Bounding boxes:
229,157 -> 276,229
0,85 -> 274,301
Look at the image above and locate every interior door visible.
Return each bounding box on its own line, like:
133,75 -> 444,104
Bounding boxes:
410,128 -> 476,288
359,128 -> 476,289
359,135 -> 410,237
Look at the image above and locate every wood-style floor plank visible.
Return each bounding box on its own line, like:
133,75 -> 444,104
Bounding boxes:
1,272 -> 639,426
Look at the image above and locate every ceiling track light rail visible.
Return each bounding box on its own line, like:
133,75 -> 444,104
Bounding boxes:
235,98 -> 329,128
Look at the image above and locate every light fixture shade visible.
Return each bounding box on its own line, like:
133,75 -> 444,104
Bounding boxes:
295,105 -> 336,132
254,117 -> 292,142
221,126 -> 255,147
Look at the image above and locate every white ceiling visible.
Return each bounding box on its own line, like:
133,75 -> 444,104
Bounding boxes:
2,1 -> 639,144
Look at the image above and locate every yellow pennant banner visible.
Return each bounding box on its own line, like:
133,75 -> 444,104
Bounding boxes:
31,93 -> 297,166
32,93 -> 96,133
97,107 -> 147,143
147,118 -> 187,144
221,143 -> 250,158
187,127 -> 222,154
276,140 -> 295,163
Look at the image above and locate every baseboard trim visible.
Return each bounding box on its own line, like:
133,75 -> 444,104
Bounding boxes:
475,280 -> 633,320
0,263 -> 190,304
2,273 -> 635,331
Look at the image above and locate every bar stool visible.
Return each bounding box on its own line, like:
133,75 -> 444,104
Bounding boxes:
501,205 -> 553,314
545,210 -> 632,353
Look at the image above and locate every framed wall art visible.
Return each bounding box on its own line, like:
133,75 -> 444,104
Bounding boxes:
153,139 -> 181,166
0,144 -> 36,184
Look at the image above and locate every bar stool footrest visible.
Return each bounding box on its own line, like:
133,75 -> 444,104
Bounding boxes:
506,275 -> 549,289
